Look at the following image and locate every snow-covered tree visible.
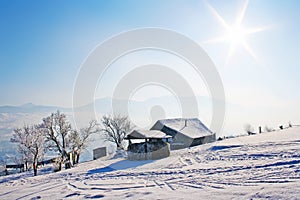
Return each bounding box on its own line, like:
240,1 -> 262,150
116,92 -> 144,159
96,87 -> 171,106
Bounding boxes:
100,115 -> 133,149
41,110 -> 73,170
69,120 -> 99,164
244,123 -> 255,135
11,125 -> 45,176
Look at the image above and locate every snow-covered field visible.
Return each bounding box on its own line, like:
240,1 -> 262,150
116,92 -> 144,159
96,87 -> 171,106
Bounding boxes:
1,127 -> 300,199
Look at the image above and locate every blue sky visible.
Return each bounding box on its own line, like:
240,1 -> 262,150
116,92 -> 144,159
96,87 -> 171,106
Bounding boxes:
1,0 -> 300,132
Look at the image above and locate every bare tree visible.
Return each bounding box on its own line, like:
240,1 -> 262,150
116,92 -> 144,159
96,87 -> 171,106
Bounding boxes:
100,115 -> 133,149
244,124 -> 255,135
11,125 -> 45,176
41,111 -> 73,170
69,120 -> 99,164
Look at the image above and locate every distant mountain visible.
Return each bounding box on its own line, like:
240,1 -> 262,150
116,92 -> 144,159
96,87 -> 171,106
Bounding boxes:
0,95 -> 212,114
0,103 -> 68,114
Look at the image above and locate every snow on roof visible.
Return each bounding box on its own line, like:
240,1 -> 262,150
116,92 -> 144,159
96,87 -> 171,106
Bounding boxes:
127,130 -> 172,139
154,118 -> 213,139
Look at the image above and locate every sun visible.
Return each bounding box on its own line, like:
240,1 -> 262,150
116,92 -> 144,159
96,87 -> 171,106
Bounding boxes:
227,25 -> 246,44
204,0 -> 270,64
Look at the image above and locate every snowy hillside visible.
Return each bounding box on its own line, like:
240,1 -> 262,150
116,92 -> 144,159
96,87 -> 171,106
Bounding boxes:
1,127 -> 300,199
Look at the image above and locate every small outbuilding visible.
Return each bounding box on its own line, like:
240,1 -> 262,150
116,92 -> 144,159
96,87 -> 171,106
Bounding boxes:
151,118 -> 216,150
126,130 -> 171,160
93,147 -> 107,160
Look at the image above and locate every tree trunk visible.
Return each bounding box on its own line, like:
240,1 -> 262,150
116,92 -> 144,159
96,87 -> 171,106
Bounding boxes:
72,152 -> 75,165
58,162 -> 62,171
59,155 -> 64,171
76,153 -> 80,164
63,150 -> 70,163
33,161 -> 37,176
117,143 -> 123,150
25,161 -> 28,171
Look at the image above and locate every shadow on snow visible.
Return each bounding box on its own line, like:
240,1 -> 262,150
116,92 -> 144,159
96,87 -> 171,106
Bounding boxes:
87,159 -> 154,175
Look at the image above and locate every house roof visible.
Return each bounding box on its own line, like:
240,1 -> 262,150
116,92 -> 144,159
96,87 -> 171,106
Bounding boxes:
151,118 -> 213,139
126,130 -> 172,139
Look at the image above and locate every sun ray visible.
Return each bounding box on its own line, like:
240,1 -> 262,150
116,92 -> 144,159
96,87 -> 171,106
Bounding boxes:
205,2 -> 229,30
242,41 -> 260,63
226,43 -> 236,65
245,25 -> 272,35
236,0 -> 249,25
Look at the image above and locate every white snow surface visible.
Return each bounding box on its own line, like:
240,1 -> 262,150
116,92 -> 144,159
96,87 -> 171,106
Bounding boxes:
128,130 -> 171,139
154,118 -> 213,139
1,127 -> 300,199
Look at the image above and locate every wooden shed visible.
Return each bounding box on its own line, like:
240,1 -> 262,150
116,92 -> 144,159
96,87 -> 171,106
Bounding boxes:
126,130 -> 171,160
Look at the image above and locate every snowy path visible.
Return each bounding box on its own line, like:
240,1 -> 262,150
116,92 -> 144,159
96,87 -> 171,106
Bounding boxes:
1,127 -> 300,199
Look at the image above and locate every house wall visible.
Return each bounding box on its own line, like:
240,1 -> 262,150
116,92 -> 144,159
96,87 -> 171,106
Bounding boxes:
190,133 -> 216,147
152,124 -> 187,149
170,133 -> 193,150
153,124 -> 213,150
127,142 -> 170,160
93,147 -> 107,160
